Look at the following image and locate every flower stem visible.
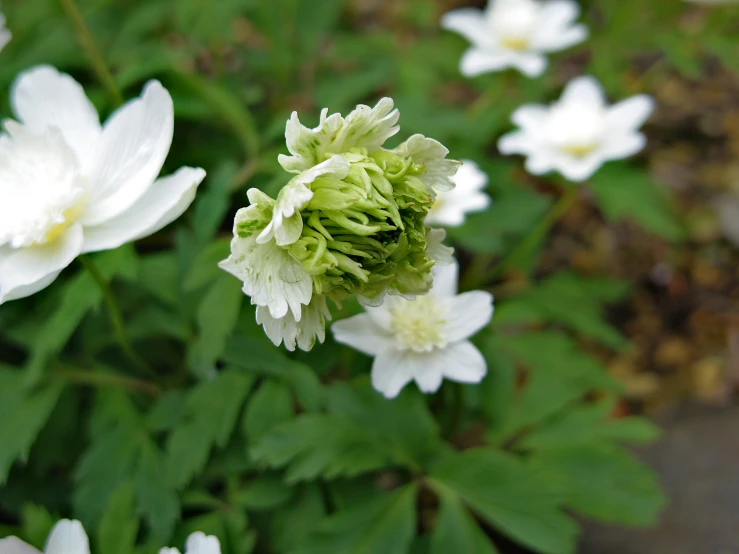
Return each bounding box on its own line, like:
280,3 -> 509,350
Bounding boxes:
54,366 -> 161,396
58,0 -> 123,106
79,256 -> 155,377
463,185 -> 580,289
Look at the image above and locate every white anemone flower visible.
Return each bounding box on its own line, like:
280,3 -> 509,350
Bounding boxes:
426,160 -> 491,227
160,531 -> 221,554
332,260 -> 494,398
0,519 -> 89,554
498,76 -> 655,182
441,0 -> 588,78
0,13 -> 11,53
0,65 -> 206,303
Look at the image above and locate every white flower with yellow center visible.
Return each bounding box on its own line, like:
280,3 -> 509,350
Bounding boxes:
0,65 -> 205,303
0,519 -> 89,554
441,0 -> 588,78
332,260 -> 493,398
160,532 -> 221,554
498,76 -> 655,182
426,160 -> 491,227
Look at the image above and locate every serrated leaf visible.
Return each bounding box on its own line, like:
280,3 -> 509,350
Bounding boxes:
270,485 -> 325,553
136,440 -> 180,541
431,449 -> 578,554
251,414 -> 395,483
234,473 -> 293,511
534,444 -> 667,526
590,164 -> 684,241
293,485 -> 418,554
97,481 -> 139,554
431,488 -> 500,554
243,380 -> 295,443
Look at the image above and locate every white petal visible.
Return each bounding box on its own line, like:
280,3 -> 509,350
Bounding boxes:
256,296 -> 330,352
0,271 -> 63,303
334,98 -> 399,153
371,350 -> 416,398
394,135 -> 459,193
279,109 -> 345,173
0,225 -> 83,304
524,152 -> 557,175
535,24 -> 588,52
83,81 -> 174,226
82,167 -> 205,253
498,130 -> 537,156
509,52 -> 548,77
605,95 -> 656,132
600,133 -> 647,160
460,48 -> 512,76
445,290 -> 494,342
158,549 -> 181,554
220,208 -> 312,320
441,8 -> 490,45
44,520 -> 89,554
184,532 -> 221,554
332,313 -> 392,356
533,1 -> 588,51
11,66 -> 102,172
554,152 -> 606,182
560,76 -> 606,108
0,537 -> 42,554
426,228 -> 455,265
438,341 -> 488,384
430,260 -> 459,298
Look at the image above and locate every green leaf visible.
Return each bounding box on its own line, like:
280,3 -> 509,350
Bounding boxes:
590,164 -> 684,241
189,276 -> 244,376
234,473 -> 294,511
0,380 -> 63,483
534,444 -> 667,526
251,414 -> 396,483
193,161 -> 237,245
166,370 -> 254,488
431,488 -> 500,554
431,449 -> 578,554
21,504 -> 55,549
293,485 -> 418,554
183,238 -> 232,291
97,482 -> 139,554
270,485 -> 326,553
243,380 -> 295,443
136,440 -> 180,541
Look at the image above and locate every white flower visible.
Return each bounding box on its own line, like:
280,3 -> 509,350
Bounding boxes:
160,531 -> 221,554
426,160 -> 491,227
257,295 -> 331,352
0,519 -> 89,554
441,0 -> 588,78
0,65 -> 205,303
498,76 -> 655,182
332,260 -> 494,398
0,13 -> 11,53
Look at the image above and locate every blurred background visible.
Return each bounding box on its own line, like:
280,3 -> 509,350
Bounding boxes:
0,0 -> 738,552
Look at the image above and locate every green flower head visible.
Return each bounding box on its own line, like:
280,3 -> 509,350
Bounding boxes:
221,98 -> 458,351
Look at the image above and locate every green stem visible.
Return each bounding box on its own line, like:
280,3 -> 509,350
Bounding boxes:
79,256 -> 155,377
463,185 -> 580,289
54,367 -> 161,396
58,0 -> 123,106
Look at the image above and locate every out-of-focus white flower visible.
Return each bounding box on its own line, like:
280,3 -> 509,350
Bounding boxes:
221,98 -> 459,351
160,532 -> 221,554
0,519 -> 89,554
441,0 -> 588,78
498,76 -> 655,182
0,13 -> 11,53
332,260 -> 493,398
0,65 -> 205,303
426,160 -> 491,227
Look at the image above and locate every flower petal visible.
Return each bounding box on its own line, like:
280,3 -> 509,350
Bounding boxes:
533,1 -> 588,51
0,537 -> 42,554
445,290 -> 494,342
256,296 -> 330,352
332,313 -> 392,356
11,66 -> 102,172
278,109 -> 345,173
560,76 -> 606,108
0,225 -> 83,304
430,259 -> 459,298
334,97 -> 399,153
394,135 -> 459,193
426,228 -> 455,265
44,520 -> 90,554
82,167 -> 205,253
441,8 -> 490,45
82,81 -> 174,226
509,52 -> 548,77
554,152 -> 606,182
438,341 -> 488,384
184,532 -> 221,554
498,130 -> 537,156
159,549 -> 181,554
371,350 -> 416,399
600,133 -> 647,160
605,94 -> 656,133
460,48 -> 512,77
511,105 -> 549,130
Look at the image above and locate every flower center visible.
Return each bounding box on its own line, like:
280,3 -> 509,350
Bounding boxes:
500,36 -> 531,51
391,295 -> 448,352
0,124 -> 86,248
546,103 -> 605,158
491,0 -> 538,51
